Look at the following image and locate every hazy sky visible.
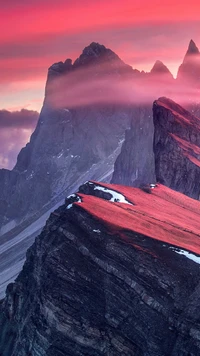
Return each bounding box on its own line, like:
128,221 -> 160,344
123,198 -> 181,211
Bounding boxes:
1,0 -> 200,112
1,0 -> 200,169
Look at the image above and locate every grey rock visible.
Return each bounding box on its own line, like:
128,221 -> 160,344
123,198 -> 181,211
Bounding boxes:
0,42 -> 140,234
111,106 -> 156,186
1,182 -> 200,355
153,97 -> 200,199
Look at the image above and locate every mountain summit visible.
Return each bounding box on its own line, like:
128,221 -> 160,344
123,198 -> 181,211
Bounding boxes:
73,42 -> 137,77
150,60 -> 173,78
0,42 -> 139,237
177,39 -> 200,84
74,42 -> 118,65
184,39 -> 200,59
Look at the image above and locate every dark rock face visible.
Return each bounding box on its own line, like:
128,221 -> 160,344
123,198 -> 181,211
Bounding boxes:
2,40 -> 200,234
0,42 -> 139,233
1,181 -> 200,355
153,97 -> 200,199
111,106 -> 156,186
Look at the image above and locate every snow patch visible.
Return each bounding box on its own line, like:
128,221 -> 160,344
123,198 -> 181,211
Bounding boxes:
66,195 -> 82,209
26,171 -> 35,180
67,194 -> 76,199
76,196 -> 82,203
93,229 -> 101,233
150,183 -> 157,189
66,204 -> 73,210
170,247 -> 200,265
57,150 -> 63,159
118,138 -> 125,144
93,184 -> 132,205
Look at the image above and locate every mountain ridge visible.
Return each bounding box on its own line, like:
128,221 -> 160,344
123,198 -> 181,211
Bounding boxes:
1,41 -> 200,301
1,181 -> 200,355
1,40 -> 200,355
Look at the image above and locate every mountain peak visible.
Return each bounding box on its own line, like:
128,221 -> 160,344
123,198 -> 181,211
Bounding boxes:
186,39 -> 199,56
150,60 -> 173,78
73,42 -> 119,67
72,42 -> 136,77
177,40 -> 200,83
183,40 -> 200,63
151,60 -> 170,72
82,42 -> 108,56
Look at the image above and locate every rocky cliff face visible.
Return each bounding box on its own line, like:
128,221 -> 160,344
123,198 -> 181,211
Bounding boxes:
0,42 -> 139,234
1,39 -> 200,235
1,181 -> 200,356
153,97 -> 200,199
111,106 -> 156,186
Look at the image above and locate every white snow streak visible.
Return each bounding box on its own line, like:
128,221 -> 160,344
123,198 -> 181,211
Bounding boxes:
57,151 -> 64,159
93,184 -> 132,205
170,247 -> 200,265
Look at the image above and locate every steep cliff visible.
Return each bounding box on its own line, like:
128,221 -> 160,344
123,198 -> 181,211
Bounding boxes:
111,106 -> 156,186
2,40 -> 200,234
0,42 -> 139,234
153,97 -> 200,199
1,181 -> 200,356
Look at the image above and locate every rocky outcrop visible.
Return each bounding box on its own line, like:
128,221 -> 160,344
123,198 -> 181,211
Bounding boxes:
2,40 -> 200,234
153,97 -> 200,199
0,42 -> 140,234
1,181 -> 200,355
111,106 -> 156,186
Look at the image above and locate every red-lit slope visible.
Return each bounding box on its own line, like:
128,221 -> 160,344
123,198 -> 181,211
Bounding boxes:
2,179 -> 200,355
153,97 -> 200,199
155,97 -> 200,127
75,181 -> 200,255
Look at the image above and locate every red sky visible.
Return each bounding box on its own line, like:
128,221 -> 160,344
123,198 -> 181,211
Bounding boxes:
1,0 -> 200,169
1,0 -> 200,112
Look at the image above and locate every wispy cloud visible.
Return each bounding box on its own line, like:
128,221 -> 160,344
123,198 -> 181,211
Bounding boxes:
0,109 -> 39,169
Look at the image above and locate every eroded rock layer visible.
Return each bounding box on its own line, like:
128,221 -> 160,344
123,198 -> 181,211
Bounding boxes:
1,181 -> 200,356
153,97 -> 200,199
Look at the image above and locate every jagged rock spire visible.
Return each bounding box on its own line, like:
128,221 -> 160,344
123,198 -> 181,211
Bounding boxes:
186,39 -> 199,56
177,40 -> 200,84
183,40 -> 200,64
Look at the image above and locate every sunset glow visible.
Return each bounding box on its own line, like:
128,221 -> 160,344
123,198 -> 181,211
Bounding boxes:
2,0 -> 200,111
1,0 -> 200,169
